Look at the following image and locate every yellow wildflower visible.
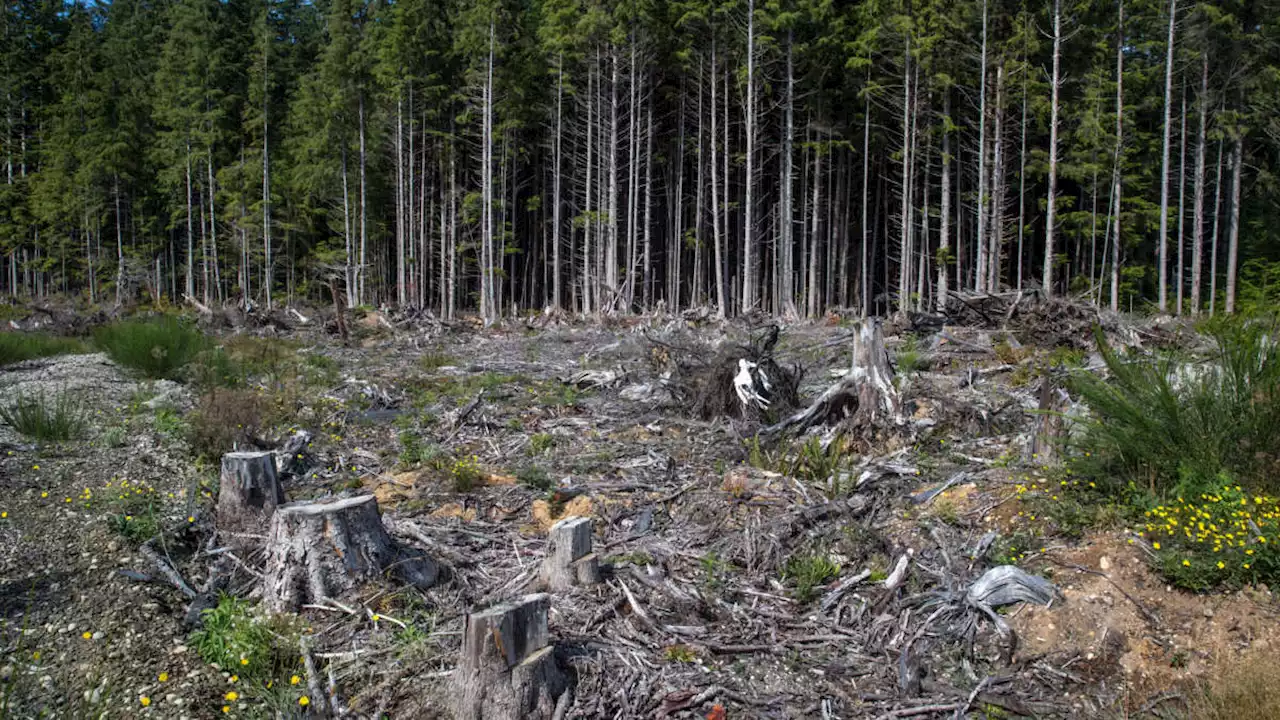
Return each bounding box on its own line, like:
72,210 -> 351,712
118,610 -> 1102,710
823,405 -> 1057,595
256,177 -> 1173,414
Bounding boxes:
225,691 -> 239,702
299,697 -> 310,707
140,696 -> 151,707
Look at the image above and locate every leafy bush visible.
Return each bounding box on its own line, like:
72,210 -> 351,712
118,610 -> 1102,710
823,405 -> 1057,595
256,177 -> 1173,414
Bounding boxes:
189,347 -> 244,390
449,454 -> 484,492
95,316 -> 207,379
516,465 -> 552,491
187,389 -> 265,460
0,332 -> 87,366
0,390 -> 85,443
1072,322 -> 1280,496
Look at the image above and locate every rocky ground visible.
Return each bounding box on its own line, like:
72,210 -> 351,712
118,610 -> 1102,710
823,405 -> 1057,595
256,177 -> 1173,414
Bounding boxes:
0,302 -> 1276,719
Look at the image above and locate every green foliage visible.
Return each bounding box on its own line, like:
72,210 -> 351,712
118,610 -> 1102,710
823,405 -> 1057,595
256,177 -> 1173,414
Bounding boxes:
95,317 -> 207,380
0,390 -> 85,443
516,465 -> 552,491
190,596 -> 302,693
419,351 -> 456,371
749,434 -> 852,488
1071,322 -> 1280,496
450,454 -> 484,492
895,335 -> 929,374
663,644 -> 698,663
105,481 -> 162,545
186,390 -> 265,460
529,432 -> 556,456
782,552 -> 840,602
0,332 -> 87,366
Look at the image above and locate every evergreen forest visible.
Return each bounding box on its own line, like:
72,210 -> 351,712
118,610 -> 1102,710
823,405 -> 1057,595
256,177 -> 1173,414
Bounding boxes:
3,0 -> 1279,320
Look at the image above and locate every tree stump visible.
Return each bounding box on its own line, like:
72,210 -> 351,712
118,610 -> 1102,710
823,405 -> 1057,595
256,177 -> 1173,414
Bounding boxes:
539,517 -> 601,591
217,451 -> 285,533
453,594 -> 567,720
261,495 -> 437,613
1025,377 -> 1067,464
762,318 -> 903,437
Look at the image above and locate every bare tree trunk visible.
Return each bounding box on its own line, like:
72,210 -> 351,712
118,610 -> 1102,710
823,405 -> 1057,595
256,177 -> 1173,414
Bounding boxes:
186,140 -> 195,300
342,144 -> 354,307
583,55 -> 595,313
552,55 -> 563,310
115,176 -> 124,305
1224,135 -> 1241,314
782,36 -> 797,318
710,39 -> 726,318
988,64 -> 1005,291
606,50 -> 620,305
807,139 -> 821,318
1043,0 -> 1062,297
1189,54 -> 1208,314
1209,139 -> 1223,315
1018,17 -> 1029,291
1176,84 -> 1187,315
481,22 -> 496,324
396,97 -> 407,305
897,35 -> 912,314
741,0 -> 757,311
861,82 -> 872,317
1110,0 -> 1124,312
1156,0 -> 1178,312
937,92 -> 950,312
642,103 -> 654,308
262,38 -> 271,309
358,92 -> 368,306
975,0 -> 989,294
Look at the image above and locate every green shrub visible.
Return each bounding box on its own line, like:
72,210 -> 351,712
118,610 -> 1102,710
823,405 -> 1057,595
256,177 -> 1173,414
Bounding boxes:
516,465 -> 552,491
189,347 -> 244,390
0,332 -> 87,366
450,454 -> 483,492
529,433 -> 556,456
783,552 -> 841,602
191,596 -> 281,679
95,316 -> 207,379
0,390 -> 85,443
1072,322 -> 1280,496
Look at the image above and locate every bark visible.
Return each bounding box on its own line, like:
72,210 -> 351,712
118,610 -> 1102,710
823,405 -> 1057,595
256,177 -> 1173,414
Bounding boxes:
988,64 -> 1005,291
1157,0 -> 1178,312
1224,135 -> 1241,314
1110,0 -> 1124,312
1043,0 -> 1062,297
710,39 -> 726,318
898,35 -> 912,314
1176,84 -> 1187,315
552,55 -> 564,310
782,35 -> 797,318
976,0 -> 989,293
741,0 -> 757,312
1209,140 -> 1223,315
1189,54 -> 1208,314
261,495 -> 437,613
217,451 -> 284,535
861,81 -> 872,316
937,91 -> 950,313
538,517 -> 601,591
358,92 -> 368,306
453,594 -> 567,720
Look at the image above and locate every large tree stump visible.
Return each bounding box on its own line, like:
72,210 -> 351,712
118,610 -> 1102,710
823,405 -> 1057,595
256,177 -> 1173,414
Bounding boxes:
539,517 -> 601,591
218,451 -> 285,533
453,594 -> 567,720
261,495 -> 437,613
762,318 -> 903,437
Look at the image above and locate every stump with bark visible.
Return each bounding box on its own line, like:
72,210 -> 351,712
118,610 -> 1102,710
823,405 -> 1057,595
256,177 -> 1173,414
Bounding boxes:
261,495 -> 437,613
762,318 -> 903,438
1025,377 -> 1067,464
539,517 -> 601,591
453,594 -> 567,720
217,451 -> 285,534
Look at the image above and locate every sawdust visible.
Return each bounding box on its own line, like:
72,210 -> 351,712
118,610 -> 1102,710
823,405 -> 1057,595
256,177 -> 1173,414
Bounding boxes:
530,495 -> 593,531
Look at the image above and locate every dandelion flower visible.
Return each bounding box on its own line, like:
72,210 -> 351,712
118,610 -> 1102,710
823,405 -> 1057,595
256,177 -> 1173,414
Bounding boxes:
230,675 -> 238,683
222,706 -> 230,714
158,672 -> 169,682
82,631 -> 92,639
187,516 -> 195,523
1183,559 -> 1191,566
1217,561 -> 1226,569
225,691 -> 239,702
240,658 -> 249,666
290,675 -> 301,686
1,511 -> 6,519
140,696 -> 151,707
40,492 -> 48,498
1153,542 -> 1161,550
299,696 -> 310,707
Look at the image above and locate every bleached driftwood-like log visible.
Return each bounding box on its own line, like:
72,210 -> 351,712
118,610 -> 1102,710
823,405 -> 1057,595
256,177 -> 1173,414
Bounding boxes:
261,495 -> 436,613
217,451 -> 285,533
539,517 -> 600,591
453,594 -> 567,720
762,318 -> 902,437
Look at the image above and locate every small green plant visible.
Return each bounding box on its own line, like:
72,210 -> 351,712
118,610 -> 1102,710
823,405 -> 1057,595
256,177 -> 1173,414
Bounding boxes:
516,465 -> 552,491
895,335 -> 930,374
783,552 -> 841,602
189,347 -> 244,390
701,552 -> 731,590
0,332 -> 87,366
152,407 -> 187,438
0,390 -> 85,443
100,425 -> 127,448
95,316 -> 208,379
419,350 -> 455,371
663,644 -> 698,663
186,389 -> 264,460
191,596 -> 277,678
529,433 -> 556,456
450,454 -> 484,492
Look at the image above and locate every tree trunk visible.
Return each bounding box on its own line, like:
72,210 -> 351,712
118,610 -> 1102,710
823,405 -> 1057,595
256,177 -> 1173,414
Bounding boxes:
262,495 -> 437,613
861,80 -> 872,316
898,35 -> 912,314
1043,0 -> 1062,297
782,35 -> 797,319
1224,135 -> 1241,314
976,0 -> 989,294
358,92 -> 368,307
1209,140 -> 1223,315
741,0 -> 757,312
1110,0 -> 1125,312
1176,84 -> 1187,315
1189,54 -> 1208,314
937,91 -> 950,312
453,594 -> 567,720
1156,0 -> 1178,312
552,55 -> 564,310
988,64 -> 1005,291
709,39 -> 726,318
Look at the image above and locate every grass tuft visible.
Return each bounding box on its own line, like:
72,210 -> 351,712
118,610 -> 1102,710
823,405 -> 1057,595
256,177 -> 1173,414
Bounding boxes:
0,332 -> 87,367
95,316 -> 208,379
0,390 -> 85,443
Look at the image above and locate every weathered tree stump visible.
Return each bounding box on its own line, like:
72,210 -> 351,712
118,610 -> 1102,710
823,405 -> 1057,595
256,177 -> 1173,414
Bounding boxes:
217,451 -> 285,533
261,495 -> 437,613
762,318 -> 903,437
539,517 -> 601,591
453,594 -> 567,720
1025,377 -> 1067,464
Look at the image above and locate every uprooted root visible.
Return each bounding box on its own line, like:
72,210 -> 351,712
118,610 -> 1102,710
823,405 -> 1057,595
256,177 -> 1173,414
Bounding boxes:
655,324 -> 802,422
